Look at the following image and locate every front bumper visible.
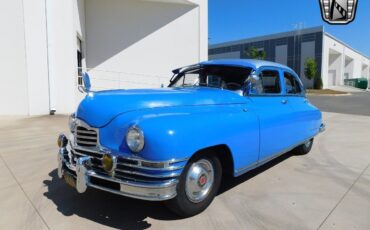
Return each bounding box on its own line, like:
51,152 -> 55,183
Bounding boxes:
57,144 -> 186,201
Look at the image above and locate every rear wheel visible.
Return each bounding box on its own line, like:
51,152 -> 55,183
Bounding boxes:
294,138 -> 314,155
165,153 -> 222,217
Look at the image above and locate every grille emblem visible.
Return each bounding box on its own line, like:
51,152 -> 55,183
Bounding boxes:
319,0 -> 358,24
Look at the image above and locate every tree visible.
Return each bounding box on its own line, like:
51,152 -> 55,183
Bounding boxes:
244,47 -> 266,60
304,58 -> 317,80
304,58 -> 323,89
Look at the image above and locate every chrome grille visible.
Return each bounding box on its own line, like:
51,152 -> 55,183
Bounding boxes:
69,147 -> 184,183
75,126 -> 98,147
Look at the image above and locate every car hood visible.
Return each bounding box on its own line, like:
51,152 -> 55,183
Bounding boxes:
76,87 -> 246,127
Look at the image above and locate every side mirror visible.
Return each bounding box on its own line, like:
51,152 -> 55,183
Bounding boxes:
79,72 -> 92,93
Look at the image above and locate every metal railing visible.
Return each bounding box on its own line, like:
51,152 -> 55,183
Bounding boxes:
78,68 -> 170,91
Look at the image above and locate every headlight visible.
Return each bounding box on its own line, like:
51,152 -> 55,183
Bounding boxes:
126,126 -> 145,153
69,113 -> 77,133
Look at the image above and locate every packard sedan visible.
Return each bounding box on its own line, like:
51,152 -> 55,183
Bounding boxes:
57,59 -> 325,217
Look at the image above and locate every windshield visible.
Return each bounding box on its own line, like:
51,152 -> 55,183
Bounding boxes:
169,66 -> 252,92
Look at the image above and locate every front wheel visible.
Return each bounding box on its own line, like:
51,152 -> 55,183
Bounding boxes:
165,154 -> 222,217
294,138 -> 314,155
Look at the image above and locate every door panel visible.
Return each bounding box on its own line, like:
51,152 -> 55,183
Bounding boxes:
287,96 -> 321,143
251,67 -> 296,161
283,71 -> 321,143
251,96 -> 294,161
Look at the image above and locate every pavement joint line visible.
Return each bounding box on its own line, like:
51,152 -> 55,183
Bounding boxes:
0,153 -> 51,230
316,163 -> 370,230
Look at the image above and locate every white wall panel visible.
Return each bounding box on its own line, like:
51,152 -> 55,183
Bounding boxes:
85,0 -> 204,89
0,0 -> 29,115
23,0 -> 50,115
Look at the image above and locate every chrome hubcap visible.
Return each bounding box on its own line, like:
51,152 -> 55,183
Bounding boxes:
185,159 -> 214,203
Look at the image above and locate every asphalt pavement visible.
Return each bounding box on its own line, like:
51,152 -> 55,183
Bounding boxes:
308,92 -> 370,116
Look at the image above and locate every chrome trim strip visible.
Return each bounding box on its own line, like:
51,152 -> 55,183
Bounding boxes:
116,162 -> 184,171
87,171 -> 178,188
76,135 -> 97,140
73,146 -> 104,155
72,145 -> 188,169
87,182 -> 177,201
114,168 -> 181,178
76,130 -> 97,135
76,140 -> 98,145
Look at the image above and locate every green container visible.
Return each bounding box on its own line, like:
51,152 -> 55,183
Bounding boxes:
344,78 -> 368,89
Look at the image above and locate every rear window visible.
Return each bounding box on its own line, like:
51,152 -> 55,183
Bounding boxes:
284,72 -> 302,94
259,70 -> 281,94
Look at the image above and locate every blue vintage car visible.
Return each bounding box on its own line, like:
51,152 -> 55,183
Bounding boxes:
57,59 -> 325,217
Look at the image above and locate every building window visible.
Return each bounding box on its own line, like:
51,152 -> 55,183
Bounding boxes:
77,37 -> 83,85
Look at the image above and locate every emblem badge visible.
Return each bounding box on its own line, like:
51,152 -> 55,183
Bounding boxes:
319,0 -> 358,24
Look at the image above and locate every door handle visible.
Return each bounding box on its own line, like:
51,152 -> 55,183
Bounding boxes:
281,99 -> 288,104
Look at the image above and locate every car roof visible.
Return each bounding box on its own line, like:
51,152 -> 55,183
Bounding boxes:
199,59 -> 294,72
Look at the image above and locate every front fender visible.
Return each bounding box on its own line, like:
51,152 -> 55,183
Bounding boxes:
99,104 -> 260,171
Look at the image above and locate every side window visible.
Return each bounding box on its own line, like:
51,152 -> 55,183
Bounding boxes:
284,72 -> 302,95
173,70 -> 200,87
183,73 -> 199,86
259,70 -> 281,94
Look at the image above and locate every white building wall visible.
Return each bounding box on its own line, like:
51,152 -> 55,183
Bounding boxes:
46,0 -> 77,114
74,0 -> 87,103
322,34 -> 370,88
0,0 -> 29,115
23,0 -> 50,115
85,0 -> 207,90
0,0 -> 208,115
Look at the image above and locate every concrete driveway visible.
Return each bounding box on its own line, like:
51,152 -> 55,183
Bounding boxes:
0,112 -> 370,230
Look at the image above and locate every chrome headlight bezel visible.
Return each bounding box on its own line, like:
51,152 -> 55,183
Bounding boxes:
126,126 -> 145,153
69,113 -> 77,133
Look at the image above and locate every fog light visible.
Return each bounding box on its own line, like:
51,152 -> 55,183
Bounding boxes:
102,154 -> 117,174
57,134 -> 68,148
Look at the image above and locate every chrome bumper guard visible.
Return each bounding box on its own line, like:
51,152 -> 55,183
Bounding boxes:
57,147 -> 182,201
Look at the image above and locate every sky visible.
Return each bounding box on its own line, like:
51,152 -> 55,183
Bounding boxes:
209,0 -> 370,57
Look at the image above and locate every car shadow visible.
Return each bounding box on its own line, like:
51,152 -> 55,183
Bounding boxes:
218,151 -> 293,195
43,152 -> 293,229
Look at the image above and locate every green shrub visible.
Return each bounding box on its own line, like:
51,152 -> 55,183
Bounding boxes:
304,58 -> 317,81
243,47 -> 266,60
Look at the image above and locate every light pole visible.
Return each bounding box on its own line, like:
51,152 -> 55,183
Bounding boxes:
292,22 -> 304,73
